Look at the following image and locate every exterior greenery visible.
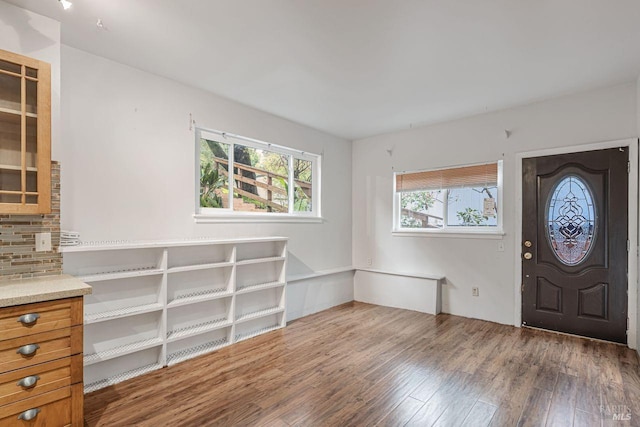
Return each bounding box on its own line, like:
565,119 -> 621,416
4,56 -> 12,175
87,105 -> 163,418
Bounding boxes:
199,137 -> 313,213
400,188 -> 494,228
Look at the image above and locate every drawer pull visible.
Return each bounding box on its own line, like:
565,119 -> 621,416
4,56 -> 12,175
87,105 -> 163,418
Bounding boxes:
17,408 -> 40,421
17,313 -> 40,325
16,344 -> 40,356
17,375 -> 40,388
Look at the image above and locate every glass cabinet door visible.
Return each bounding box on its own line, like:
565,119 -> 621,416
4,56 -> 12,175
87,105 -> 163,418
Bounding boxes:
0,50 -> 50,214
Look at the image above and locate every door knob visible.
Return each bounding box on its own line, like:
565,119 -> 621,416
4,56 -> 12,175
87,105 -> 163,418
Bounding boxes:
524,240 -> 532,248
523,252 -> 532,260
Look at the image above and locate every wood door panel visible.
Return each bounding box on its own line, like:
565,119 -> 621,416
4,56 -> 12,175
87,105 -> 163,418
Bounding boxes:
522,147 -> 627,343
577,283 -> 608,320
536,278 -> 562,313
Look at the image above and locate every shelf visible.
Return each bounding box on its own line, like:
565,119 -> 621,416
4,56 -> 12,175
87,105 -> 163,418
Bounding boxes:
167,261 -> 233,274
166,338 -> 229,366
84,337 -> 164,366
236,256 -> 286,266
235,306 -> 284,323
0,106 -> 37,118
0,164 -> 37,173
287,266 -> 354,282
78,267 -> 164,282
235,325 -> 282,343
236,281 -> 285,294
66,236 -> 289,391
84,363 -> 163,394
167,288 -> 232,308
84,302 -> 164,324
166,318 -> 232,342
356,268 -> 446,281
60,236 -> 288,253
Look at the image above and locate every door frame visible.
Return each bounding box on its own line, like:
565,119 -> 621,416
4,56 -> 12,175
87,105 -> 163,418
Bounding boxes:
514,138 -> 639,349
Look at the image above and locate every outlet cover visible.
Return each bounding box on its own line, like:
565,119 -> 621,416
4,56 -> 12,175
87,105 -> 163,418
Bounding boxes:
35,232 -> 52,252
497,242 -> 505,252
472,287 -> 479,297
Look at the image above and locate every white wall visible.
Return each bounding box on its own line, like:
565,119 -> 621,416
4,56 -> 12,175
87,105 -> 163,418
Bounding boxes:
353,83 -> 638,327
60,46 -> 353,320
0,0 -> 61,157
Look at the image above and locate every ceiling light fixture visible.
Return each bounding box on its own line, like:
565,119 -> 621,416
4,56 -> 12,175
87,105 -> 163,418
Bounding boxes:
58,0 -> 72,10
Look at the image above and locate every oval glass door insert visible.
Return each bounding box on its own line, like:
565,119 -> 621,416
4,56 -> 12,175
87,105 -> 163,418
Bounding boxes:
546,175 -> 597,266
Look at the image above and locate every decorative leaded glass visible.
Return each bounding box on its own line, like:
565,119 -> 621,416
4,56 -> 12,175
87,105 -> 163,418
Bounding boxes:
546,175 -> 596,266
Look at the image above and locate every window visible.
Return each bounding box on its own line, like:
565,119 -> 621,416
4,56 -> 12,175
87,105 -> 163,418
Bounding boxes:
393,161 -> 503,234
546,175 -> 596,265
196,128 -> 320,219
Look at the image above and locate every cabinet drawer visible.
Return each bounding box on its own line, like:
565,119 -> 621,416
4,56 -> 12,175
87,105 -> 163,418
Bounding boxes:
0,354 -> 82,407
0,384 -> 82,427
0,326 -> 82,373
0,298 -> 82,341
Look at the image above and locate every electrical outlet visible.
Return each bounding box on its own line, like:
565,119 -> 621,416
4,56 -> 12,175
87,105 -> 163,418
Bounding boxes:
35,232 -> 52,252
366,258 -> 372,266
497,242 -> 505,252
472,287 -> 479,297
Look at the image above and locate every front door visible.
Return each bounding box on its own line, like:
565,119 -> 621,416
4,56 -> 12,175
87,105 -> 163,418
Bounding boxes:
522,147 -> 628,343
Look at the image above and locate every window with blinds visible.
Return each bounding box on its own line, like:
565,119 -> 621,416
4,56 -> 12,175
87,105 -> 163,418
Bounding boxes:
394,161 -> 502,232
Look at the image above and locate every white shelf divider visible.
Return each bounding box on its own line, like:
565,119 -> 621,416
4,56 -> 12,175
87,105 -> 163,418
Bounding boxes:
235,306 -> 284,324
166,261 -> 234,274
84,302 -> 164,324
79,267 -> 164,283
64,237 -> 288,393
84,363 -> 163,394
166,338 -> 229,366
167,288 -> 232,308
236,256 -> 286,266
166,318 -> 232,342
235,325 -> 282,343
236,281 -> 285,294
84,337 -> 164,365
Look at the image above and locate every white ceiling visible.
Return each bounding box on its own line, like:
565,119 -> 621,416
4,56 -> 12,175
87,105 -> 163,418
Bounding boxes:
6,0 -> 640,140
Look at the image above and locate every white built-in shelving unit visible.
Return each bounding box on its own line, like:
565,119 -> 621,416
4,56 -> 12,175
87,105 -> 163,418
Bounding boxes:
61,237 -> 287,393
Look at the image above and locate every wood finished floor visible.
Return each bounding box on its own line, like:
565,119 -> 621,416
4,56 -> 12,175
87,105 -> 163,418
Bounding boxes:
84,302 -> 640,427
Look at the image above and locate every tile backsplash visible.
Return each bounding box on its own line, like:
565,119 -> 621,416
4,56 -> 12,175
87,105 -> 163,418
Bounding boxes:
0,162 -> 62,280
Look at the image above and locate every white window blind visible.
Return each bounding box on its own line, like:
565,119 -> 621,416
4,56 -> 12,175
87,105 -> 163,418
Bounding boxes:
396,163 -> 498,192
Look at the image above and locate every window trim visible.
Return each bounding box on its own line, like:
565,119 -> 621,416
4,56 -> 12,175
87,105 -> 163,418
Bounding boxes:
195,127 -> 321,220
392,160 -> 504,236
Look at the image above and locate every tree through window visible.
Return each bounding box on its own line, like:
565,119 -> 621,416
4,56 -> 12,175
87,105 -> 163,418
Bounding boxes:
197,129 -> 319,217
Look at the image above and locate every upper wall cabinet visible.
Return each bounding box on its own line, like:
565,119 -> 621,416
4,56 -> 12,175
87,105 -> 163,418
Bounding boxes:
0,48 -> 51,214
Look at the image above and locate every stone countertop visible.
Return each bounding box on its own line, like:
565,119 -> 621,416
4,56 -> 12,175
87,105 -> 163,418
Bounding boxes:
0,274 -> 92,307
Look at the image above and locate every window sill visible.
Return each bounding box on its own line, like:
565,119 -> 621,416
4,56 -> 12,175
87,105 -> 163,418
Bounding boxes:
392,229 -> 505,239
194,213 -> 324,224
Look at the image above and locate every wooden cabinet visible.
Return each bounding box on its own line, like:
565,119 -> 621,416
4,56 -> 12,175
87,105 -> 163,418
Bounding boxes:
61,237 -> 287,393
0,48 -> 51,214
0,297 -> 83,426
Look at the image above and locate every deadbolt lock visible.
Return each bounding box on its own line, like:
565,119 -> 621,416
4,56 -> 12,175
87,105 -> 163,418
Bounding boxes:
523,252 -> 532,260
524,240 -> 532,248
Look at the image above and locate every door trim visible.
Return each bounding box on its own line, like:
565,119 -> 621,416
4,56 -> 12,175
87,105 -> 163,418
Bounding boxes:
514,138 -> 639,349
